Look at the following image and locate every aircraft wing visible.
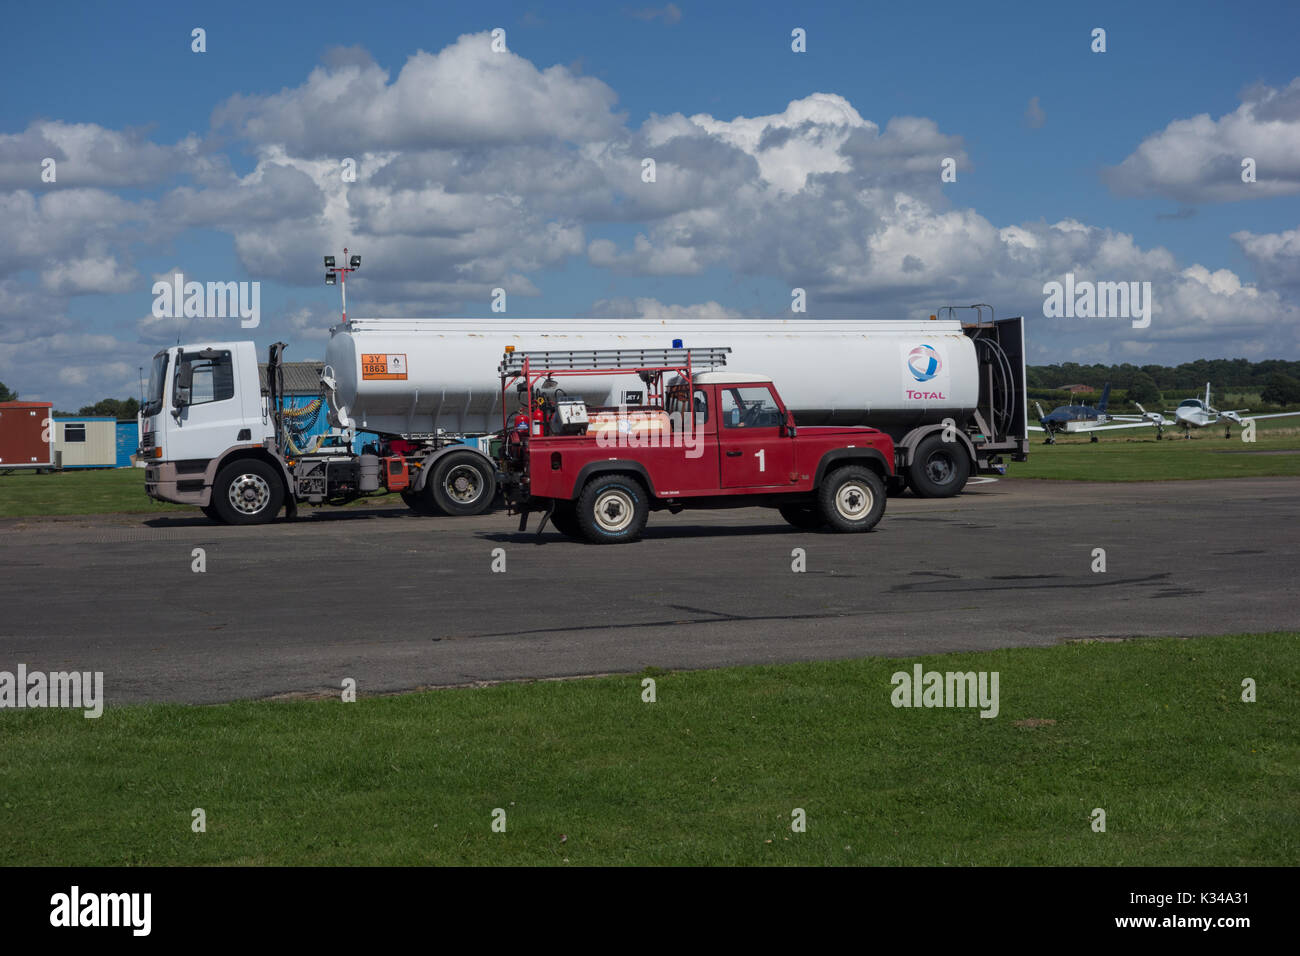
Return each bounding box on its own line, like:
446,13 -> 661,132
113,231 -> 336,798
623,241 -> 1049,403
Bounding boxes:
1029,421 -> 1160,434
1080,421 -> 1168,431
1243,411 -> 1300,421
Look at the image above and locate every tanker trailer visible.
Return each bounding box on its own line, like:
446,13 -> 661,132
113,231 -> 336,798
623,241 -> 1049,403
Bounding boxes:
322,310 -> 1027,501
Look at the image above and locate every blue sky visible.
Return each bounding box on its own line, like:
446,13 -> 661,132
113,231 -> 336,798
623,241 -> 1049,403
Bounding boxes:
3,0 -> 1299,405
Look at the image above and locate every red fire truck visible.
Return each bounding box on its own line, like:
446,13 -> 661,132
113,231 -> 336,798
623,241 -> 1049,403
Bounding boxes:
498,347 -> 896,543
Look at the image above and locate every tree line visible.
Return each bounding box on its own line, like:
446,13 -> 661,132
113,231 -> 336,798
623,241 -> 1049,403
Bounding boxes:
0,382 -> 140,420
1028,360 -> 1300,407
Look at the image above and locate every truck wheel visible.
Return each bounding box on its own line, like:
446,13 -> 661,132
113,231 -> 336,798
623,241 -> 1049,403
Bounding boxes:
778,505 -> 826,530
906,434 -> 971,498
200,504 -> 221,523
549,501 -> 582,538
577,473 -> 649,544
818,466 -> 885,533
212,459 -> 284,525
428,450 -> 496,516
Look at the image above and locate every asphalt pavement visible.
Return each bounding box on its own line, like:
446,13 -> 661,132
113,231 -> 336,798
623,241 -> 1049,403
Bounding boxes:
1,476 -> 1296,704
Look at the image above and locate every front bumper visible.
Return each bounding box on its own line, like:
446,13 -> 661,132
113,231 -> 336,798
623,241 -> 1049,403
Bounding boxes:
145,461 -> 211,506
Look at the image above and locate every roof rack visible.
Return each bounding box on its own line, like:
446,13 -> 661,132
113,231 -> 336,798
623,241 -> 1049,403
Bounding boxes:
937,304 -> 995,328
499,347 -> 729,376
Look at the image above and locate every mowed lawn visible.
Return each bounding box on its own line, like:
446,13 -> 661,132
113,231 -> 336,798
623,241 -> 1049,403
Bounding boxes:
0,468 -> 189,518
1,633 -> 1294,866
1015,422 -> 1300,481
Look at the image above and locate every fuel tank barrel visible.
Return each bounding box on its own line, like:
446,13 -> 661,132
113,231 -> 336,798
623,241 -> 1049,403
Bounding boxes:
322,318 -> 979,439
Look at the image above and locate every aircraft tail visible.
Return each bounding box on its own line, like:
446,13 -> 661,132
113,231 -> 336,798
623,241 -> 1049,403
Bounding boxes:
1098,382 -> 1111,412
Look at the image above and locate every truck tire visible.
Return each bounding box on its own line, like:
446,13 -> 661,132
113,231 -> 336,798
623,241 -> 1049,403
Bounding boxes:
212,459 -> 284,525
200,504 -> 221,522
549,501 -> 583,538
778,504 -> 826,530
576,473 -> 649,544
818,466 -> 885,533
906,434 -> 971,498
428,450 -> 496,516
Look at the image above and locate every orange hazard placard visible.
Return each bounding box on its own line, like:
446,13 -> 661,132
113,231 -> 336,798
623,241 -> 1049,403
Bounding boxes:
361,353 -> 408,380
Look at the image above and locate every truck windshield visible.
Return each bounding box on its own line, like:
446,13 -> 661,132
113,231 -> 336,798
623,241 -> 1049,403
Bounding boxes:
143,351 -> 168,416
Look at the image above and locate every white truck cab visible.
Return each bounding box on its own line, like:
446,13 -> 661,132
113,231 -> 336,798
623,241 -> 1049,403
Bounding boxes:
142,342 -> 278,513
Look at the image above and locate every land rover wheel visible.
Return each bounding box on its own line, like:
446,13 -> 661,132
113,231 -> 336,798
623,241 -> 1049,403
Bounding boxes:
576,474 -> 649,544
817,466 -> 885,533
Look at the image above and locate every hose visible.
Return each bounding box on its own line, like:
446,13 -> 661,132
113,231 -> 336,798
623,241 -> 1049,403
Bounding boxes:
281,397 -> 326,455
973,336 -> 1015,437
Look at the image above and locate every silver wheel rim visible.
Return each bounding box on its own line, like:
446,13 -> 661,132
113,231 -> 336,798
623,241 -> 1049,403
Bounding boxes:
228,473 -> 271,515
594,488 -> 635,533
834,481 -> 872,520
443,464 -> 483,504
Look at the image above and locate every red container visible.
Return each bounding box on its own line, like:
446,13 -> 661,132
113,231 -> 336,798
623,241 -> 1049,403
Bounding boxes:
383,456 -> 410,492
0,402 -> 54,467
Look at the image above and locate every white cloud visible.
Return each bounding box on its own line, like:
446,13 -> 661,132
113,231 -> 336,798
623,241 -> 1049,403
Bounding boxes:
586,296 -> 743,319
0,120 -> 207,189
1233,227 -> 1300,290
41,250 -> 137,296
212,32 -> 624,156
1024,96 -> 1046,129
1103,78 -> 1300,202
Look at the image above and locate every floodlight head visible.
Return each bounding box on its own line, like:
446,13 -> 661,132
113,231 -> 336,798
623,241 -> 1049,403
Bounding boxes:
324,255 -> 336,268
325,272 -> 336,285
349,255 -> 361,269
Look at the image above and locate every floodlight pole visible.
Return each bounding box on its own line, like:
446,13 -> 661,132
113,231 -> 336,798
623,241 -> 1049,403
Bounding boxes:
324,247 -> 360,323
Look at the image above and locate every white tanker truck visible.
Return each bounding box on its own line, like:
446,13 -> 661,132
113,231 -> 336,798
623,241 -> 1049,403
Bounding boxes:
142,308 -> 1027,523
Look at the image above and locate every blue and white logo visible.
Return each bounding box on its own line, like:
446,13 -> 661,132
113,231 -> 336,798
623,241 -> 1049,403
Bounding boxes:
907,344 -> 942,382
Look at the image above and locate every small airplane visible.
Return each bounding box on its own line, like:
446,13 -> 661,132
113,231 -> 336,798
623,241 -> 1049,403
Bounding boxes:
1029,383 -> 1166,443
1169,383 -> 1300,439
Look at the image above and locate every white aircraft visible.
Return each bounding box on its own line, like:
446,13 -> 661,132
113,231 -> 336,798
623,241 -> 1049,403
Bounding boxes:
1170,383 -> 1300,438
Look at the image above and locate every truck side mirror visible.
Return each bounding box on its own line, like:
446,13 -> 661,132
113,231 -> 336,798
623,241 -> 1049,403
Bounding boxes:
783,411 -> 797,437
172,364 -> 193,409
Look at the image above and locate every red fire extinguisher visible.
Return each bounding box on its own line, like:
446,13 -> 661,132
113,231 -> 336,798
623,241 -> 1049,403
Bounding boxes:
532,397 -> 545,436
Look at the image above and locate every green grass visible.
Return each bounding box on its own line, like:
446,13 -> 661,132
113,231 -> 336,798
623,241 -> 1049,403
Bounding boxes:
0,468 -> 190,517
1016,424 -> 1300,481
1,633 -> 1295,865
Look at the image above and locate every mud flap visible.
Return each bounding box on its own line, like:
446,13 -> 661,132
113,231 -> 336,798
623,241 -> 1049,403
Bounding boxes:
533,500 -> 555,542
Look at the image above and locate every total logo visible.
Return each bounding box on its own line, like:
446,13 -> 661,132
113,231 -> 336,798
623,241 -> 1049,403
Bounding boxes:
907,344 -> 942,382
905,344 -> 946,399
